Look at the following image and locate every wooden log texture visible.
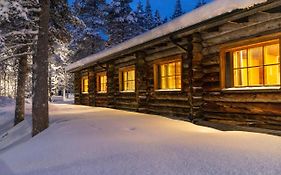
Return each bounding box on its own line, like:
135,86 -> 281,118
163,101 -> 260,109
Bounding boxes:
74,72 -> 81,105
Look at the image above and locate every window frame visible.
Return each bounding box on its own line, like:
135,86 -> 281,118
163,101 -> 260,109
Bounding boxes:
153,55 -> 182,92
119,66 -> 136,92
81,76 -> 89,94
96,72 -> 107,94
220,36 -> 281,91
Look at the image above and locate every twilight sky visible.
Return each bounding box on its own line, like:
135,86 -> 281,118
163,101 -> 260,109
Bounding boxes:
68,0 -> 213,19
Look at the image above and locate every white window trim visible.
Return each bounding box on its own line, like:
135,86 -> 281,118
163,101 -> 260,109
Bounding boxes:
223,86 -> 281,91
120,90 -> 135,93
155,89 -> 181,92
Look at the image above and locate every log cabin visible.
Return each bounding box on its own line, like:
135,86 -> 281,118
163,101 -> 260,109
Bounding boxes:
66,0 -> 281,132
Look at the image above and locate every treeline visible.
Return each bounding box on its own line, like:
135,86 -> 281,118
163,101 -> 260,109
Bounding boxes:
71,0 -> 171,61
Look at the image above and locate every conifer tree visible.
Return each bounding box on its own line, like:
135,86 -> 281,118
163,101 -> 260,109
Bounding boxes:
171,0 -> 183,19
71,0 -> 107,61
144,0 -> 154,30
195,0 -> 206,9
163,17 -> 168,24
106,0 -> 139,46
135,0 -> 146,32
154,10 -> 162,28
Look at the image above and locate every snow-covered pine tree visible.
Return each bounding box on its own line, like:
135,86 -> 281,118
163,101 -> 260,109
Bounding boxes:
70,0 -> 107,61
195,0 -> 207,9
144,0 -> 154,30
0,0 -> 39,125
163,17 -> 168,24
48,0 -> 76,100
154,10 -> 162,28
106,0 -> 139,47
135,0 -> 146,33
171,0 -> 184,20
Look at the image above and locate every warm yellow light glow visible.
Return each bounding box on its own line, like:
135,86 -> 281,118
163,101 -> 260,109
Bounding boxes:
122,69 -> 135,91
97,73 -> 107,93
232,41 -> 280,87
159,61 -> 181,89
82,76 -> 89,93
265,65 -> 280,85
233,50 -> 248,86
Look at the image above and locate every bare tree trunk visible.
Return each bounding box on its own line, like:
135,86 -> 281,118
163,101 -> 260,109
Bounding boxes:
32,0 -> 50,136
14,56 -> 28,125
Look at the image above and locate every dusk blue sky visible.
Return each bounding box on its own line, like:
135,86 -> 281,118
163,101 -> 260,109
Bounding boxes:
68,0 -> 212,19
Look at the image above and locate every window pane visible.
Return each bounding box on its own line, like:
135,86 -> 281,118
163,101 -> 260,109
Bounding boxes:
176,62 -> 181,75
104,76 -> 107,84
82,78 -> 89,93
264,65 -> 280,85
167,63 -> 175,76
175,76 -> 181,89
264,44 -> 280,65
161,78 -> 167,89
233,50 -> 247,68
234,69 -> 248,87
84,79 -> 88,86
168,76 -> 176,89
123,80 -> 128,91
160,65 -> 166,77
130,81 -> 135,90
248,67 -> 263,86
128,70 -> 135,81
248,47 -> 262,67
100,76 -> 102,84
123,72 -> 128,82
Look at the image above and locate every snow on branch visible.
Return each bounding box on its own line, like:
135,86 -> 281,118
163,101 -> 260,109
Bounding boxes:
4,30 -> 38,38
0,52 -> 34,62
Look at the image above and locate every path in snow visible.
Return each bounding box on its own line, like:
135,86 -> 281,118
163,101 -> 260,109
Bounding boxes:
0,103 -> 280,175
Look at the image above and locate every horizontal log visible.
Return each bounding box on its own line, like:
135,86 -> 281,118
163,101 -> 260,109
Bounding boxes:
149,103 -> 190,109
146,40 -> 189,55
146,47 -> 185,62
202,73 -> 220,83
204,93 -> 281,103
204,112 -> 281,125
248,12 -> 281,23
202,65 -> 220,74
146,108 -> 190,118
203,16 -> 281,47
203,101 -> 281,116
201,55 -> 220,66
114,55 -> 136,65
114,60 -> 136,68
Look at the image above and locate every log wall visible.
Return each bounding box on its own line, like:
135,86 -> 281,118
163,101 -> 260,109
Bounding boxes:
200,11 -> 281,130
73,4 -> 281,131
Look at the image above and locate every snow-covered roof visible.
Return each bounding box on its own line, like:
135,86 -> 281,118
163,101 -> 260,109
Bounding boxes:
66,0 -> 267,72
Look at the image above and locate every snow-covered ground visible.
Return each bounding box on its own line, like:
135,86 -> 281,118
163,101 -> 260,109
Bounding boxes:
0,98 -> 280,175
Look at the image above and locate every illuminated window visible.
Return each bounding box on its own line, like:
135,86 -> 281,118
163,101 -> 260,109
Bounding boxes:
81,76 -> 89,93
97,72 -> 107,93
154,59 -> 182,90
119,67 -> 135,92
223,39 -> 280,88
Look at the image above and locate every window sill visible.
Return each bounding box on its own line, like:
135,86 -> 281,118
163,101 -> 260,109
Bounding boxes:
120,90 -> 135,93
155,89 -> 182,92
222,86 -> 281,93
97,91 -> 107,94
82,92 -> 89,95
